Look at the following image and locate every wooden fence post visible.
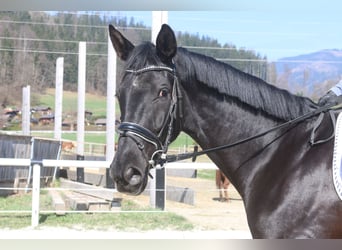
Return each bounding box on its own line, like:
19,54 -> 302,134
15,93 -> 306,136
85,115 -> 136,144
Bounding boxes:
54,57 -> 64,140
77,42 -> 86,183
22,85 -> 30,136
31,163 -> 41,228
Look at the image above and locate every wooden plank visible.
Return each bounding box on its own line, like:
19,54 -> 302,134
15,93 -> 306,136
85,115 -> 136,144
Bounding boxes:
59,178 -> 115,201
48,189 -> 66,215
142,182 -> 195,206
166,169 -> 197,178
65,192 -> 88,211
88,201 -> 111,211
166,185 -> 195,206
65,170 -> 106,186
62,190 -> 111,211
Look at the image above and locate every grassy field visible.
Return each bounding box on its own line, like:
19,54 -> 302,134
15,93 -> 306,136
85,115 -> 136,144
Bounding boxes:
38,88 -> 111,117
0,192 -> 193,230
31,131 -> 109,144
197,169 -> 216,180
31,130 -> 196,149
38,88 -> 109,118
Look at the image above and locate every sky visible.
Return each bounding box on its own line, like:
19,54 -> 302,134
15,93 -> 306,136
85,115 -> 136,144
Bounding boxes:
2,0 -> 341,61
118,7 -> 342,61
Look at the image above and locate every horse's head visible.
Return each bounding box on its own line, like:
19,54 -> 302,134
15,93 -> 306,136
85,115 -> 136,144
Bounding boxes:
109,24 -> 181,195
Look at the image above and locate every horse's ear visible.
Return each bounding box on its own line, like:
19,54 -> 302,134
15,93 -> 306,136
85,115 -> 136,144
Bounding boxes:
156,24 -> 177,63
108,24 -> 134,61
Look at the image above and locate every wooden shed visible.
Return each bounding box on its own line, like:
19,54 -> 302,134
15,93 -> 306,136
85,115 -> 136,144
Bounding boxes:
0,134 -> 61,195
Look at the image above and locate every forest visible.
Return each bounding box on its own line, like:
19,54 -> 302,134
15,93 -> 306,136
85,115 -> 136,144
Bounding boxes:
0,11 -> 268,107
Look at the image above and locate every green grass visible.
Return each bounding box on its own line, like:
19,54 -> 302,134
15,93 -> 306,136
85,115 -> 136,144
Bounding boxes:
170,132 -> 195,148
0,192 -> 193,231
41,205 -> 193,231
0,191 -> 52,229
38,88 -> 109,118
31,131 -> 109,144
197,169 -> 216,180
32,131 -> 196,148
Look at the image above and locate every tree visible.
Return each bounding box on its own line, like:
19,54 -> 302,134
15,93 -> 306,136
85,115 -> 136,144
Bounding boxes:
0,11 -> 270,106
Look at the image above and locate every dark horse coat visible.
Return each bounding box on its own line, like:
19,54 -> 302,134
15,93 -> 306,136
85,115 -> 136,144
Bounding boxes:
108,24 -> 342,238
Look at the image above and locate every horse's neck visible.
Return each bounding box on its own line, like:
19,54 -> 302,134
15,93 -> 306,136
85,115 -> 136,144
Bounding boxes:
181,83 -> 279,190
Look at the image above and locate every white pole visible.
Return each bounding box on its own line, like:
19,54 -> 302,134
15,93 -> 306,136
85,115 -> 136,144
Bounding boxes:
106,32 -> 117,163
54,57 -> 64,140
77,42 -> 86,182
77,42 -> 86,157
31,163 -> 40,228
150,11 -> 168,209
151,11 -> 168,43
22,85 -> 30,136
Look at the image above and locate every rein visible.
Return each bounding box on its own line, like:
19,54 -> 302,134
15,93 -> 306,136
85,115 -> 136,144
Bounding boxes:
164,103 -> 340,165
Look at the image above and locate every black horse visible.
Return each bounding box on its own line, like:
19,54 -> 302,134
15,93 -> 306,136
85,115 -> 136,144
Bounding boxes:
108,24 -> 342,238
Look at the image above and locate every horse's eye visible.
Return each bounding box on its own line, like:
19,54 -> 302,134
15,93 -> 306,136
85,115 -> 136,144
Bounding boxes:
159,89 -> 169,97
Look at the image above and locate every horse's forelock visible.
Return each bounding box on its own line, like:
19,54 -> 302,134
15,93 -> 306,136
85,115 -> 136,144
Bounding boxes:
125,42 -> 160,70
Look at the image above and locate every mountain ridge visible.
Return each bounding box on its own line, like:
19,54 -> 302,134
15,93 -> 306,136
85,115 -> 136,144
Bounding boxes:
275,49 -> 342,98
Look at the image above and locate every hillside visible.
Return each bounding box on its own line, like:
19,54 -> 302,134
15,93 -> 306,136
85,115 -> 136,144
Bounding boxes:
0,11 -> 267,108
275,49 -> 342,98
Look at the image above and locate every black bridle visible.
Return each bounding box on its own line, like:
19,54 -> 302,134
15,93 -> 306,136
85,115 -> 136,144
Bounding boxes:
117,64 -> 182,168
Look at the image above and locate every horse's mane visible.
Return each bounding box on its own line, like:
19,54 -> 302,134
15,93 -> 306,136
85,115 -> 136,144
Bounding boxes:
123,42 -> 318,121
176,47 -> 318,121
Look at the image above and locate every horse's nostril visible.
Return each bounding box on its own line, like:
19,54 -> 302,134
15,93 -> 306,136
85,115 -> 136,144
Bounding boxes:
124,167 -> 142,186
129,175 -> 142,186
124,167 -> 134,180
